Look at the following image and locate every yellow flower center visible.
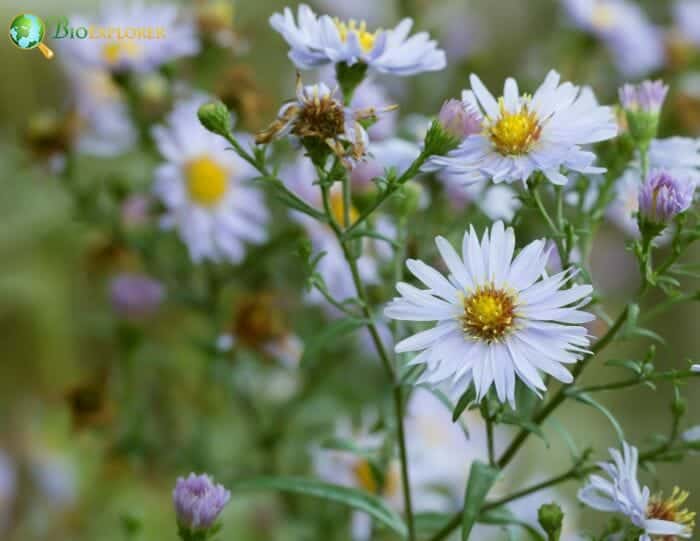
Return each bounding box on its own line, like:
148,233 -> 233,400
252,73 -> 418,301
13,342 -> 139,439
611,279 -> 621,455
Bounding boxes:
234,294 -> 287,348
353,460 -> 378,493
101,41 -> 143,65
461,285 -> 517,342
591,3 -> 616,30
330,191 -> 359,227
488,98 -> 542,156
647,487 -> 696,540
334,18 -> 379,54
185,156 -> 228,206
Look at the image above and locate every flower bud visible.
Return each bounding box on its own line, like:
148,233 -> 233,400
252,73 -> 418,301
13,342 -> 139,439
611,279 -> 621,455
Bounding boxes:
638,170 -> 695,226
619,80 -> 669,145
437,99 -> 481,140
109,273 -> 164,320
538,502 -> 564,541
173,473 -> 231,533
198,101 -> 232,138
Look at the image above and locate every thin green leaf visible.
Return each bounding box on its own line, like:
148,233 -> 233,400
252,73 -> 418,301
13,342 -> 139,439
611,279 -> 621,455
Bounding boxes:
499,412 -> 549,445
605,359 -> 643,376
344,228 -> 401,248
234,476 -> 407,538
453,386 -> 477,422
572,393 -> 625,443
301,317 -> 370,364
462,461 -> 500,540
479,508 -> 546,541
415,512 -> 451,536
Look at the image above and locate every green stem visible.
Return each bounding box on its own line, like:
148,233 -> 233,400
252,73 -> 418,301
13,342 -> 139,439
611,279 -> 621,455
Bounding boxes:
320,175 -> 416,541
341,151 -> 429,240
495,304 -> 629,470
570,369 -> 700,395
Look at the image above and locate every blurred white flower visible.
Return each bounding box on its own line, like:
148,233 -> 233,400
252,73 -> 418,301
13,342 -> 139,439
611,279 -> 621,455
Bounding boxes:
31,451 -> 78,509
674,0 -> 700,47
269,4 -> 446,76
385,222 -> 594,405
426,71 -> 617,186
0,451 -> 16,533
579,442 -> 695,541
561,0 -> 664,77
152,95 -> 268,264
64,1 -> 199,73
63,65 -> 137,156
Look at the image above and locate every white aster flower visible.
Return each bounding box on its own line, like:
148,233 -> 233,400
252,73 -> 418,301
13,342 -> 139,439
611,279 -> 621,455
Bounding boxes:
385,222 -> 594,405
269,4 -> 446,76
579,442 -> 695,541
561,0 -> 664,77
152,95 -> 268,264
66,1 -> 199,73
426,71 -> 617,186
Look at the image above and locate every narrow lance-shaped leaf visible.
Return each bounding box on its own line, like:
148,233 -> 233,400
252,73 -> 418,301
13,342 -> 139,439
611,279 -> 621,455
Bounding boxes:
462,461 -> 500,540
234,476 -> 407,538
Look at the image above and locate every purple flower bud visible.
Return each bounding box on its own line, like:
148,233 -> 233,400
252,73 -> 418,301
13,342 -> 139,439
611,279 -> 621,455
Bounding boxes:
618,80 -> 669,114
173,473 -> 231,531
638,170 -> 695,224
437,99 -> 482,140
109,273 -> 164,320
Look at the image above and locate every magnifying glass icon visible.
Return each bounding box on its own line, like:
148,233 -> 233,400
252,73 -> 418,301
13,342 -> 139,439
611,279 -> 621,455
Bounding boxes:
9,13 -> 55,59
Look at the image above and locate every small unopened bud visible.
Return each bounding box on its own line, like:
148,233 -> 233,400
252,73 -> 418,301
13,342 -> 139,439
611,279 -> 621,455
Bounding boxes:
198,101 -> 232,138
437,99 -> 481,140
638,170 -> 695,227
173,473 -> 231,533
109,273 -> 164,320
619,80 -> 669,145
538,502 -> 564,541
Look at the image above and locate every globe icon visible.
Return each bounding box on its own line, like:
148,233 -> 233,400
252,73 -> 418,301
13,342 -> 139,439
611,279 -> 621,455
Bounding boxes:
9,13 -> 54,59
9,14 -> 45,49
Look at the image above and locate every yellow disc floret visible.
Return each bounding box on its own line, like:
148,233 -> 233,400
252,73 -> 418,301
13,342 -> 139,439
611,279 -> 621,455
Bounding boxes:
353,460 -> 378,493
647,487 -> 696,540
330,191 -> 359,227
591,3 -> 616,30
488,98 -> 542,156
101,41 -> 143,65
462,285 -> 517,342
334,18 -> 379,53
185,156 -> 229,206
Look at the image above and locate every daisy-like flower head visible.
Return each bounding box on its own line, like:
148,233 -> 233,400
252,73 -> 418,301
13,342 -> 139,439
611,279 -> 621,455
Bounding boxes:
66,1 -> 200,73
561,0 -> 664,77
153,95 -> 268,264
426,71 -> 618,186
269,4 -> 446,76
385,222 -> 594,405
579,442 -> 695,541
256,76 -> 393,164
